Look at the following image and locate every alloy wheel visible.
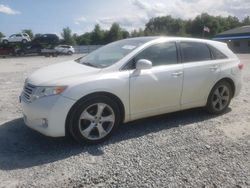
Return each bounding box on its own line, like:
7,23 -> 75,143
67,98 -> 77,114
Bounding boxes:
212,85 -> 230,111
78,103 -> 115,140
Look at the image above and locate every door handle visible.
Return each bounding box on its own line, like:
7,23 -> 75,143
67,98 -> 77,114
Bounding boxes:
171,71 -> 183,77
209,65 -> 219,71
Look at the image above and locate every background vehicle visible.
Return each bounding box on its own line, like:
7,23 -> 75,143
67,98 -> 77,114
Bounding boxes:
16,44 -> 42,56
20,37 -> 243,144
41,47 -> 58,57
55,45 -> 75,55
1,33 -> 31,44
33,34 -> 59,45
0,45 -> 16,57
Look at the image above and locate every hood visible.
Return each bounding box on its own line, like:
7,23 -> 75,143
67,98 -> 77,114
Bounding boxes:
27,60 -> 101,86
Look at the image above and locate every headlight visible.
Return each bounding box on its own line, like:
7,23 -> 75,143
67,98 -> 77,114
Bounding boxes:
30,86 -> 67,101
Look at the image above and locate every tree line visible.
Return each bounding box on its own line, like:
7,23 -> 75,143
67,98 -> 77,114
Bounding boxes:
1,13 -> 250,45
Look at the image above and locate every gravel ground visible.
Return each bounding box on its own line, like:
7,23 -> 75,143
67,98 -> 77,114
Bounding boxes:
0,54 -> 249,188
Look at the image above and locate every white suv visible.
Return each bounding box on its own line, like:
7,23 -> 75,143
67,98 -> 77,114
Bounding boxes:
55,45 -> 75,55
20,37 -> 243,144
1,33 -> 31,44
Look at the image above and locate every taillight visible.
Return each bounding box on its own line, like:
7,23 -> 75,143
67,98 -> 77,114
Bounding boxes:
238,63 -> 244,70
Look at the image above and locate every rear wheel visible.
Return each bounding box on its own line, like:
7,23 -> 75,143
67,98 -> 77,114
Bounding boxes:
68,96 -> 121,144
206,81 -> 232,114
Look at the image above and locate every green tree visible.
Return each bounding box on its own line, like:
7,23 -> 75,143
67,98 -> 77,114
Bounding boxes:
76,32 -> 92,45
131,28 -> 144,37
145,15 -> 185,36
122,30 -> 130,39
106,23 -> 123,43
90,24 -> 105,45
22,29 -> 34,39
242,16 -> 250,26
0,32 -> 5,39
61,27 -> 76,45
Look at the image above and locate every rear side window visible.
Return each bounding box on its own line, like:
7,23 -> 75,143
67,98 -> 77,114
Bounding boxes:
209,45 -> 227,59
135,42 -> 178,67
180,42 -> 211,63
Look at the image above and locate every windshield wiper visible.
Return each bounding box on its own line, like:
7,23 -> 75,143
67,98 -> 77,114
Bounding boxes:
81,62 -> 99,68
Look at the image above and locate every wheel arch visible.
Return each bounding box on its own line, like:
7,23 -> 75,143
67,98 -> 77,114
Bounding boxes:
207,77 -> 236,103
217,77 -> 235,97
65,91 -> 125,136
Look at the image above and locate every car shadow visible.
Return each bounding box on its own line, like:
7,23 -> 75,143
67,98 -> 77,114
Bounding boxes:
0,107 -> 231,170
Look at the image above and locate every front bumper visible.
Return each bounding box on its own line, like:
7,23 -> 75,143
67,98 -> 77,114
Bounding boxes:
20,94 -> 76,137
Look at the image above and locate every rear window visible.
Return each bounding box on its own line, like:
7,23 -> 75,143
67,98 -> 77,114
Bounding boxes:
180,42 -> 211,63
209,45 -> 227,59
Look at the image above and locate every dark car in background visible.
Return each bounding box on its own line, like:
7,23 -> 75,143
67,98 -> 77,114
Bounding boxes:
16,44 -> 43,56
33,34 -> 59,45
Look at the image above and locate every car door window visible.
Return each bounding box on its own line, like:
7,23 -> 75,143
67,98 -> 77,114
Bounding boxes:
208,45 -> 228,59
125,42 -> 178,69
180,42 -> 211,63
136,42 -> 178,66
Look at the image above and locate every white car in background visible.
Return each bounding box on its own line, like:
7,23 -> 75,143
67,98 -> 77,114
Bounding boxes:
1,33 -> 31,44
55,45 -> 75,55
20,37 -> 243,144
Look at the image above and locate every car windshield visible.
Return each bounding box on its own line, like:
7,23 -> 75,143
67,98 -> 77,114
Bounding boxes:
76,38 -> 155,68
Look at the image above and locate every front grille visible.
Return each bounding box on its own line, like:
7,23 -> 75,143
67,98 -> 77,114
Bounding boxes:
22,83 -> 36,102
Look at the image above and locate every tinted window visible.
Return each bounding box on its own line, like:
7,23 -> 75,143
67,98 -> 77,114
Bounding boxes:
209,45 -> 227,59
234,41 -> 240,47
180,42 -> 211,63
135,42 -> 178,67
16,34 -> 22,37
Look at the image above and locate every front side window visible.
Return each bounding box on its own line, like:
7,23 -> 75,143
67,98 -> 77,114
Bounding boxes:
135,42 -> 178,66
180,42 -> 211,63
16,34 -> 22,37
124,42 -> 178,70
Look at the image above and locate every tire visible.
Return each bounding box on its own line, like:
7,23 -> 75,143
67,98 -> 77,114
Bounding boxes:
52,53 -> 58,57
67,51 -> 73,55
22,39 -> 28,44
68,95 -> 121,144
2,40 -> 8,44
206,81 -> 233,115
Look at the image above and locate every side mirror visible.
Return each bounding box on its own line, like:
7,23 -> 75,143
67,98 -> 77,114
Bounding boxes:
136,59 -> 152,70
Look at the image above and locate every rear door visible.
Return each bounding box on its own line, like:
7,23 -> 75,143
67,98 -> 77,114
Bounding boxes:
179,41 -> 221,108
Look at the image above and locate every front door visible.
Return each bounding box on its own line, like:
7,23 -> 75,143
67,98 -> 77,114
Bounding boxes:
129,42 -> 183,120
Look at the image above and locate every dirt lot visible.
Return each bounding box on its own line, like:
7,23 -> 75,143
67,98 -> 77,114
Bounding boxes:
0,54 -> 249,187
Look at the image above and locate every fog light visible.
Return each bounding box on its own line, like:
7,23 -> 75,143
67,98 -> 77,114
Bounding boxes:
41,118 -> 48,128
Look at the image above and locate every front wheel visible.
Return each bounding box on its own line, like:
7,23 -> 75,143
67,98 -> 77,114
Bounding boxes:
2,40 -> 8,44
206,81 -> 232,114
22,39 -> 28,44
67,51 -> 73,55
68,96 -> 121,144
